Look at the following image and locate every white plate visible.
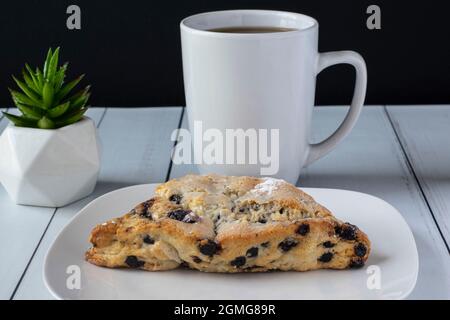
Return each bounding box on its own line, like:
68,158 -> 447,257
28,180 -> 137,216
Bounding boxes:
44,184 -> 418,300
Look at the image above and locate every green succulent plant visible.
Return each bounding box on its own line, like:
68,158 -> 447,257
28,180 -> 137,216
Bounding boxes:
2,47 -> 90,129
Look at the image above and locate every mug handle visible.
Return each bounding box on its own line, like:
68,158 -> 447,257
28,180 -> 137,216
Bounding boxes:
305,51 -> 367,166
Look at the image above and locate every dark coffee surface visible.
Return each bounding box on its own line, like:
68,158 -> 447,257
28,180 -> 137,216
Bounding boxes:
207,26 -> 298,33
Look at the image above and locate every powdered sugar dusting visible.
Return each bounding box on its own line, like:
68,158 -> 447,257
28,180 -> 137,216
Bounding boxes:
251,177 -> 285,196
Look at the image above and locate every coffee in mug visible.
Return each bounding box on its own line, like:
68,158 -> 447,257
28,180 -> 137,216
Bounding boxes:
208,26 -> 298,33
180,10 -> 367,183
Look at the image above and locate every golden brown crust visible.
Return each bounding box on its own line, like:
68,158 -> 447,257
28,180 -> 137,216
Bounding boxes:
86,174 -> 370,272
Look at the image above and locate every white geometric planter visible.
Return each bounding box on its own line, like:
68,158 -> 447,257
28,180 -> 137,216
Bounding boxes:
0,117 -> 101,207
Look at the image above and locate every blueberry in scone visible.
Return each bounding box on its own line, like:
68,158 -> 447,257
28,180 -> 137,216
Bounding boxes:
246,247 -> 259,258
278,238 -> 298,252
86,174 -> 371,272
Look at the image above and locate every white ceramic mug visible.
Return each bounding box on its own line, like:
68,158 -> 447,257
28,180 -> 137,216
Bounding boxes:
180,10 -> 367,183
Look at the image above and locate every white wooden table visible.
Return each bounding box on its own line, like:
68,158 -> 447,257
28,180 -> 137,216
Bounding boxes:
0,106 -> 449,300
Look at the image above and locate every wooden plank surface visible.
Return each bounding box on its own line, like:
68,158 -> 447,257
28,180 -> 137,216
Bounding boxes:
0,108 -> 105,299
0,107 -> 55,299
299,106 -> 450,299
12,107 -> 182,299
169,108 -> 199,178
5,105 -> 450,299
386,105 -> 450,247
170,106 -> 450,299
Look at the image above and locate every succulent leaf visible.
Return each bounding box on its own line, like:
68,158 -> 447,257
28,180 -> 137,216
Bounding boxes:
70,92 -> 90,110
2,112 -> 37,127
12,75 -> 41,104
22,71 -> 39,94
67,85 -> 90,104
43,48 -> 53,79
35,67 -> 44,90
55,108 -> 87,127
47,47 -> 60,83
9,89 -> 43,108
16,104 -> 44,120
37,116 -> 56,129
6,47 -> 90,129
27,65 -> 41,91
42,80 -> 54,109
47,101 -> 70,118
55,74 -> 84,103
54,62 -> 68,91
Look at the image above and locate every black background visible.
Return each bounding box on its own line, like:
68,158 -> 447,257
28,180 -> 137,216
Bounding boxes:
0,0 -> 449,107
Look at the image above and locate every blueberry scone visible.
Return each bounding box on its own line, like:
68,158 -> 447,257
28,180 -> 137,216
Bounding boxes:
86,174 -> 370,272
